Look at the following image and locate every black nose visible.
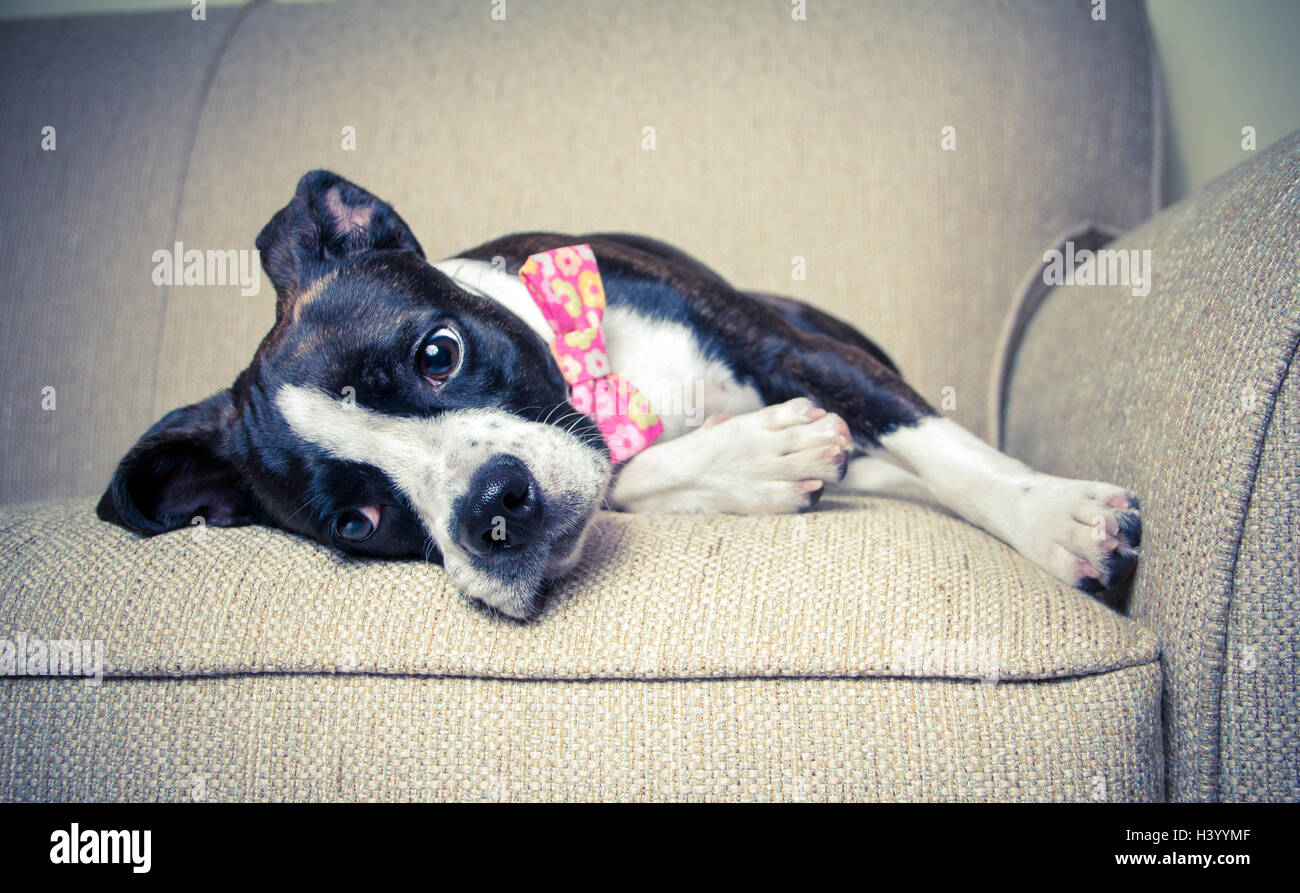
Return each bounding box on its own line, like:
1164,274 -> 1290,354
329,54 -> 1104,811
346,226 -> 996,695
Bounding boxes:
455,455 -> 545,558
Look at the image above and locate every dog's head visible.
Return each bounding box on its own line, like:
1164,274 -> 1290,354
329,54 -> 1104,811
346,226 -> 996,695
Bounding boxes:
98,171 -> 611,619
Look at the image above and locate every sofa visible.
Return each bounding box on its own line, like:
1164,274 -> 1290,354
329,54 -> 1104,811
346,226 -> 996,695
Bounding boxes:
0,0 -> 1294,802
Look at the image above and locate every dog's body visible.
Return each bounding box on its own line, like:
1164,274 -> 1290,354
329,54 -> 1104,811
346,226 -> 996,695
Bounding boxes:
98,171 -> 1141,618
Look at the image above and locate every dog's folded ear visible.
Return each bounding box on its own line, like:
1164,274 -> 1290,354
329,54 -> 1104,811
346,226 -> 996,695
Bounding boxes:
255,170 -> 425,321
96,390 -> 262,535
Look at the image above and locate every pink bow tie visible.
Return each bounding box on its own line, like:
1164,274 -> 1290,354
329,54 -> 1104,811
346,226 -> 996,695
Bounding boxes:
518,245 -> 663,463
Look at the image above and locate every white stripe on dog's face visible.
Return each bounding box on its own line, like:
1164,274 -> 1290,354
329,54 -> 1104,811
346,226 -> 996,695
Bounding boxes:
276,384 -> 610,617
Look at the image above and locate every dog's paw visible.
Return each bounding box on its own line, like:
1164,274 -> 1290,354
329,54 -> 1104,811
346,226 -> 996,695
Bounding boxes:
608,398 -> 852,515
708,397 -> 852,513
1012,477 -> 1142,594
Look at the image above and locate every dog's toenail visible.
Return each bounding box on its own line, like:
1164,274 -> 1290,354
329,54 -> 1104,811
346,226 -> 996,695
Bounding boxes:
1076,577 -> 1105,595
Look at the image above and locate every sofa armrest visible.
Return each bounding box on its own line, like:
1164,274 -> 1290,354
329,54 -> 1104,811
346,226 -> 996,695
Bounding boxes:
1004,131 -> 1300,801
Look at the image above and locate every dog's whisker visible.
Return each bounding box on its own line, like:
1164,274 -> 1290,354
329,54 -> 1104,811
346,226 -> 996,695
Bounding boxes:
282,491 -> 327,527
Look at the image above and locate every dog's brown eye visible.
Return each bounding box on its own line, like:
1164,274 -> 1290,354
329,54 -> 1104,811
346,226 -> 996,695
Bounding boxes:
418,327 -> 462,383
334,508 -> 377,542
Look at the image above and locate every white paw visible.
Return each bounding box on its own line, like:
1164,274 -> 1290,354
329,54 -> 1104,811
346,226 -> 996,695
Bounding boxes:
1008,476 -> 1142,594
722,397 -> 852,514
612,398 -> 852,515
700,398 -> 852,513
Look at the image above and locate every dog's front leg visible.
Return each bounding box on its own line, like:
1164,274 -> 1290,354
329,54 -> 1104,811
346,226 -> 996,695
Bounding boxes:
877,418 -> 1142,593
606,398 -> 852,514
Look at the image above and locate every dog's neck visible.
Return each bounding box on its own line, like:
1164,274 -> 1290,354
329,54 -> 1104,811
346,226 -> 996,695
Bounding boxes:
432,258 -> 555,345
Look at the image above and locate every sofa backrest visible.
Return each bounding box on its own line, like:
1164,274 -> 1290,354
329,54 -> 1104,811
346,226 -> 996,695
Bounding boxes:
0,0 -> 1160,503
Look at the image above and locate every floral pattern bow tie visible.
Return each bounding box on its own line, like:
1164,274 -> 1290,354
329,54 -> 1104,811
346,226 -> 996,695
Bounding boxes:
518,244 -> 663,463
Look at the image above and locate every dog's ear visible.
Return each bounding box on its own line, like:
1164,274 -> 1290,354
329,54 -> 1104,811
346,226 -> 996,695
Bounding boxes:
255,170 -> 425,320
97,390 -> 262,535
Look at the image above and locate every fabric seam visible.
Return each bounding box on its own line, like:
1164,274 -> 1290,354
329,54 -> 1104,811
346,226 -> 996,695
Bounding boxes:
1,646 -> 1164,686
990,223 -> 1122,450
1211,324 -> 1300,801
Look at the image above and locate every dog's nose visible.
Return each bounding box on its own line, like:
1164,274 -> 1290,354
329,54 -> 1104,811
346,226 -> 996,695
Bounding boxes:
456,455 -> 545,557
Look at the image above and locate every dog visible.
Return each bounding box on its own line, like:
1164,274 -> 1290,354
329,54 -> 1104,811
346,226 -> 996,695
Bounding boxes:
97,170 -> 1141,619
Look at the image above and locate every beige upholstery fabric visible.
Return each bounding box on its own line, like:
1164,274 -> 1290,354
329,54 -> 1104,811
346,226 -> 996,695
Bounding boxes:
0,7 -> 244,503
0,0 -> 1159,503
0,670 -> 1161,803
0,496 -> 1162,801
1004,131 -> 1300,801
1222,340 -> 1300,801
0,499 -> 1158,681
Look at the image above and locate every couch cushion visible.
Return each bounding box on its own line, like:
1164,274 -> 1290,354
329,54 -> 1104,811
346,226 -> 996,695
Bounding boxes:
0,496 -> 1164,801
0,667 -> 1163,802
0,497 -> 1157,682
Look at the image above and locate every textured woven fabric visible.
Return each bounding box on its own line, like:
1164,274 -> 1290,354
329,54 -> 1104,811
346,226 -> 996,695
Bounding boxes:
1005,131 -> 1300,801
1222,344 -> 1300,801
0,7 -> 245,504
0,498 -> 1157,681
0,496 -> 1163,801
0,0 -> 1159,503
0,665 -> 1162,803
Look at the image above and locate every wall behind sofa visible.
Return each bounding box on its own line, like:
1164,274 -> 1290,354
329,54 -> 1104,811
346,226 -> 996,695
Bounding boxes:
1145,0 -> 1300,204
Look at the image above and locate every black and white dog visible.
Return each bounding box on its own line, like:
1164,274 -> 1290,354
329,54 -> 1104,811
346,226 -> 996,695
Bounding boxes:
98,171 -> 1140,618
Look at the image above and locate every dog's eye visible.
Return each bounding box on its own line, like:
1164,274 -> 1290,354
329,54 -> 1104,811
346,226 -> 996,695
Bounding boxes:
333,508 -> 377,542
418,327 -> 463,383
